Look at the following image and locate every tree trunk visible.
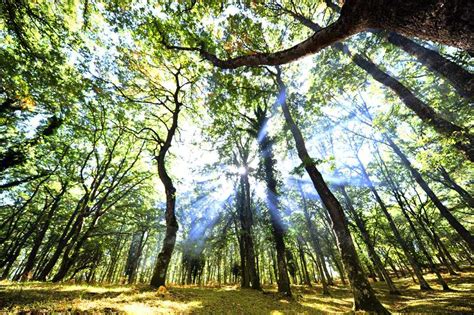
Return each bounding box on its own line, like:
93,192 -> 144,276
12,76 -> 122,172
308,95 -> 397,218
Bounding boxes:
150,182 -> 178,287
125,230 -> 146,284
389,184 -> 451,289
385,32 -> 474,100
297,236 -> 312,286
257,127 -> 292,296
322,1 -> 474,100
284,9 -> 474,161
298,187 -> 328,294
375,148 -> 452,289
17,186 -> 66,281
437,167 -> 474,208
339,186 -> 400,294
150,97 -> 181,288
277,71 -> 387,313
357,157 -> 432,290
384,135 -> 474,251
195,1 -> 473,68
240,170 -> 261,289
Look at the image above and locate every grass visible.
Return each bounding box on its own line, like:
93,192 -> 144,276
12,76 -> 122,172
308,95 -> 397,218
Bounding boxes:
0,271 -> 473,314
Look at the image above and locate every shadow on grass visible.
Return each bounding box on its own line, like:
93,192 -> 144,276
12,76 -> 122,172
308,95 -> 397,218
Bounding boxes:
0,270 -> 473,314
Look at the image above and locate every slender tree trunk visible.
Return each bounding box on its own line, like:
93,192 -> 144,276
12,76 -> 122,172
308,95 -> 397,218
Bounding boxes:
317,206 -> 347,285
238,165 -> 261,289
387,256 -> 400,278
402,198 -> 459,275
384,135 -> 474,251
297,236 -> 312,286
339,186 -> 400,294
35,196 -> 86,281
150,96 -> 181,288
17,186 -> 66,281
125,230 -> 146,284
391,188 -> 451,289
256,128 -> 292,296
298,185 -> 330,295
276,71 -> 387,313
375,149 -> 451,290
436,167 -> 474,208
357,157 -> 432,290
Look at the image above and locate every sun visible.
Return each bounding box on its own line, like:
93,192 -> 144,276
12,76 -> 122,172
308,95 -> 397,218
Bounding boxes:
238,166 -> 247,175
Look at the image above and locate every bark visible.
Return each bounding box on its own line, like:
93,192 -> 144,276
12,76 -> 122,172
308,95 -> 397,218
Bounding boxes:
394,182 -> 460,275
339,186 -> 400,294
375,148 -> 453,287
0,210 -> 46,279
277,71 -> 387,313
322,233 -> 346,285
357,157 -> 432,290
52,213 -> 100,282
384,135 -> 474,251
35,194 -> 86,280
414,195 -> 463,273
316,206 -> 347,285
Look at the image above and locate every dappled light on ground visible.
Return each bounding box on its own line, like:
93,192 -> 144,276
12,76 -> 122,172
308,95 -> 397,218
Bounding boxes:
1,271 -> 472,314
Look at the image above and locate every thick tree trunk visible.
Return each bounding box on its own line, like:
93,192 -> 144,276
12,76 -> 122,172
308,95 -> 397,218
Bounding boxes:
339,186 -> 400,294
285,9 -> 474,161
322,0 -> 474,100
353,54 -> 474,162
193,1 -> 473,68
384,32 -> 474,100
277,72 -> 387,313
384,135 -> 474,251
357,157 -> 432,290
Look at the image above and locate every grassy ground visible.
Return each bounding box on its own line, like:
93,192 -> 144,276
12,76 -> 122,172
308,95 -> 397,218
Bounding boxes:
1,271 -> 473,314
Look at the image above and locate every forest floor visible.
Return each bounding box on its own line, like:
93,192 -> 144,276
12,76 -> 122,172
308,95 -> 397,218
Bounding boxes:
0,271 -> 473,314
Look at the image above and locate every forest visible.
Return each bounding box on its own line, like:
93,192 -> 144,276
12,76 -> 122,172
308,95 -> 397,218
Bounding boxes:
0,0 -> 473,314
